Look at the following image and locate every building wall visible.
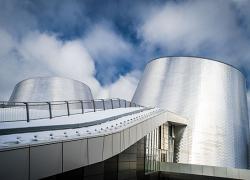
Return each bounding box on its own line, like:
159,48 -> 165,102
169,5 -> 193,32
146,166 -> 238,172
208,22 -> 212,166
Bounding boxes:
132,57 -> 249,168
9,77 -> 93,102
43,138 -> 146,180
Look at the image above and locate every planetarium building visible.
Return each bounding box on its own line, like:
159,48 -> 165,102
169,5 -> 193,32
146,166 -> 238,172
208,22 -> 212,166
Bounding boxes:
133,57 -> 249,168
0,57 -> 250,180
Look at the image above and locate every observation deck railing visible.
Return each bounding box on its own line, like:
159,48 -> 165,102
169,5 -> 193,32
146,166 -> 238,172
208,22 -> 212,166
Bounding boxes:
0,98 -> 141,123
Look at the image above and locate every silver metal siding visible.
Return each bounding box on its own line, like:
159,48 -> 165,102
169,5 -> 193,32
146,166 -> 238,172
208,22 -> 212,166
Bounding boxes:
132,57 -> 249,168
9,77 -> 93,102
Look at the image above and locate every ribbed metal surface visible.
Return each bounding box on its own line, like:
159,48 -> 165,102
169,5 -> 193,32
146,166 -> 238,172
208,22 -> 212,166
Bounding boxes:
9,77 -> 93,102
132,57 -> 249,168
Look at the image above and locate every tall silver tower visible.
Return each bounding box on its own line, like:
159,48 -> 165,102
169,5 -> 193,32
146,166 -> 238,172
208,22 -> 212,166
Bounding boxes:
132,57 -> 249,168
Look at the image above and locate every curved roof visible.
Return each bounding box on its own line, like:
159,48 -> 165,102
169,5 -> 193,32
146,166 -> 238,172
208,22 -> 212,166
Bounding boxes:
148,56 -> 245,77
9,76 -> 93,102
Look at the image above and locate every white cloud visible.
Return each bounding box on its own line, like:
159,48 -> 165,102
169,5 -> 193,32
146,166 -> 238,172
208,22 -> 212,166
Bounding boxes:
2,0 -> 250,104
82,23 -> 138,84
0,29 -> 16,57
83,24 -> 133,62
0,28 -> 139,100
138,0 -> 250,68
140,1 -> 237,52
98,71 -> 141,100
18,32 -> 101,95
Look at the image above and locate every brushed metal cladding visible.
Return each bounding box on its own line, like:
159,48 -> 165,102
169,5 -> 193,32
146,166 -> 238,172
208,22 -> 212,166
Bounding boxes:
132,57 -> 249,168
9,77 -> 93,102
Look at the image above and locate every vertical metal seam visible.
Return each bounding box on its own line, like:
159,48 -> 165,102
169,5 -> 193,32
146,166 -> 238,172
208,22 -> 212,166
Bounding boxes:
28,146 -> 31,180
61,142 -> 64,173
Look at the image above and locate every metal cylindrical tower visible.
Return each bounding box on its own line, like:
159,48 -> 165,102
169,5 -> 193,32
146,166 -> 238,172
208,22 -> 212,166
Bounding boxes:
132,57 -> 249,168
9,77 -> 93,102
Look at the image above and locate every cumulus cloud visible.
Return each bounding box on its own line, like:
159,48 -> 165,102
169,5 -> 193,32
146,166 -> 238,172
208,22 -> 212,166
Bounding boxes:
84,24 -> 132,62
141,1 -> 231,50
19,32 -> 102,95
0,0 -> 143,101
0,27 -> 139,100
139,0 -> 250,68
1,0 -> 250,105
82,23 -> 136,84
0,29 -> 100,98
0,0 -> 37,37
98,71 -> 141,100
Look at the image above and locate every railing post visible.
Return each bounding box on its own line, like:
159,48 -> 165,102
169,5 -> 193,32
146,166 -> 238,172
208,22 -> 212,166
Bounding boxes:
80,100 -> 84,114
111,99 -> 114,109
47,102 -> 52,119
66,101 -> 70,116
118,98 -> 121,108
92,100 -> 96,112
102,99 -> 105,110
130,101 -> 132,107
125,100 -> 127,108
24,103 -> 30,122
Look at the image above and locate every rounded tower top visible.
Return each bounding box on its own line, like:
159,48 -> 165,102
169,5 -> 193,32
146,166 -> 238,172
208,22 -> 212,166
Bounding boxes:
148,56 -> 245,78
9,76 -> 93,102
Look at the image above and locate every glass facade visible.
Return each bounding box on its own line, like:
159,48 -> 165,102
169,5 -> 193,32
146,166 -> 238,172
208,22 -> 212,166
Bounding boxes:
145,123 -> 175,173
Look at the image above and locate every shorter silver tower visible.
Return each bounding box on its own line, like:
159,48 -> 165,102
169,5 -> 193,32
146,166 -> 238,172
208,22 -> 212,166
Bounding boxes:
9,77 -> 93,102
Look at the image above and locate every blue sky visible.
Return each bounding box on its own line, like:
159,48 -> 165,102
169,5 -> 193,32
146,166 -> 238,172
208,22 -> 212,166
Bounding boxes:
0,0 -> 250,100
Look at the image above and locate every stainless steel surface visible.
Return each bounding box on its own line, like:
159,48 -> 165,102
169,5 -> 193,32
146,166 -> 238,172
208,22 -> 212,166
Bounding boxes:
0,148 -> 29,180
132,57 -> 249,168
0,108 -> 179,180
9,77 -> 93,102
159,162 -> 250,179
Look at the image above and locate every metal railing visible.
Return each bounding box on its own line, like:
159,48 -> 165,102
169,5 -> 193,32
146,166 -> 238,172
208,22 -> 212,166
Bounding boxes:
0,98 -> 141,123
